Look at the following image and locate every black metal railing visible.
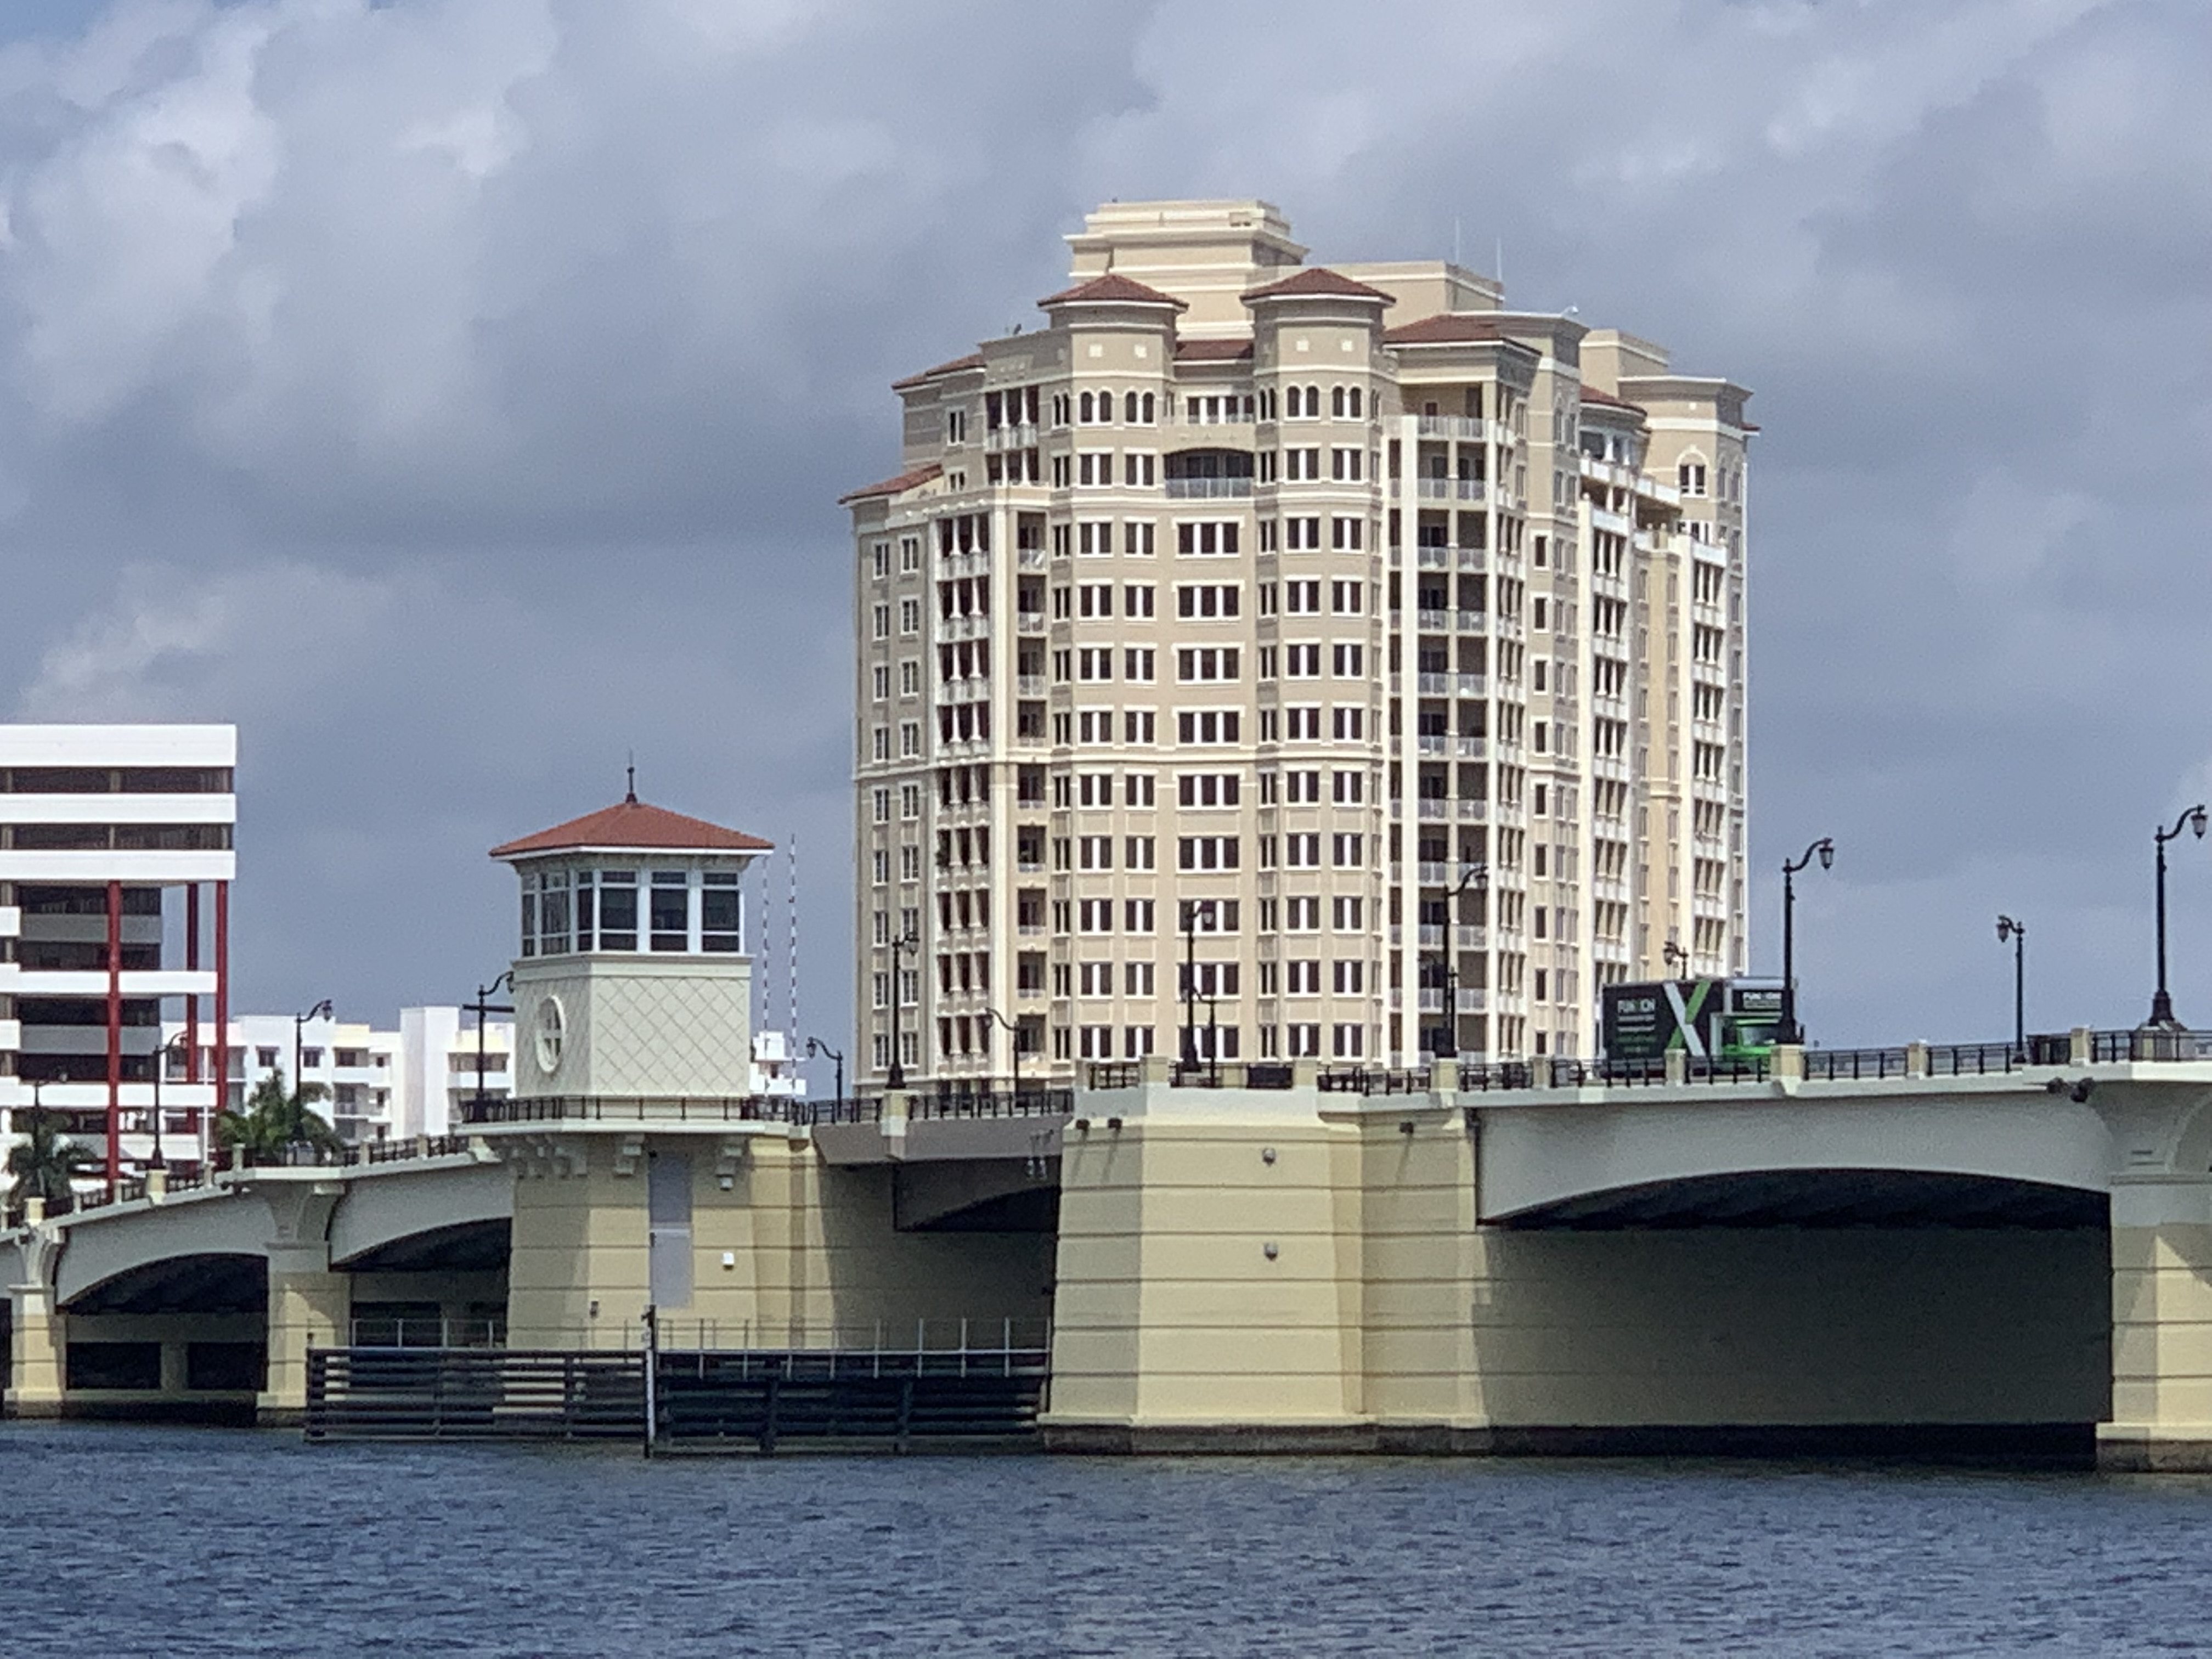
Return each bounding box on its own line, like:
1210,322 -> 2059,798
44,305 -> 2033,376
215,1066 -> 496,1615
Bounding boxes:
1802,1047 -> 1911,1082
2089,1028 -> 2212,1063
1085,1063 -> 1141,1090
460,1095 -> 807,1127
1317,1067 -> 1434,1096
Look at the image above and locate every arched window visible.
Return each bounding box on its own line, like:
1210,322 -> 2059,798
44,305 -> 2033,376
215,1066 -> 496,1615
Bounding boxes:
1331,385 -> 1347,418
1677,452 -> 1708,496
1079,391 -> 1096,424
1141,391 -> 1155,424
1348,386 -> 1363,418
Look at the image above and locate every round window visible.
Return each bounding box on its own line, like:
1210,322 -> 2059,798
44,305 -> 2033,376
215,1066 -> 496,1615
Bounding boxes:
534,994 -> 566,1074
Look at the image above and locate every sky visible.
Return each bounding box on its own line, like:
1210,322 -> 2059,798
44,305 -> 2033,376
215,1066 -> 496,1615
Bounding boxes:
0,0 -> 2204,1063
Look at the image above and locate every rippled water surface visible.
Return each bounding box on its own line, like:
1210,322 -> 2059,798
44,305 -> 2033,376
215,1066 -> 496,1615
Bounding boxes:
9,1424 -> 2212,1656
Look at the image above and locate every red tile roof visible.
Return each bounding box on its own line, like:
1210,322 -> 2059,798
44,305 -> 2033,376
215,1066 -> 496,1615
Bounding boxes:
1382,313 -> 1511,346
1174,337 -> 1255,361
838,462 -> 943,505
491,797 -> 772,859
890,352 -> 984,392
1579,385 -> 1647,415
1243,266 -> 1394,304
1038,272 -> 1186,309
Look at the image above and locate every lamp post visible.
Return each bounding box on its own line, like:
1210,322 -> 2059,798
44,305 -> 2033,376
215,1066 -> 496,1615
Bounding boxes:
885,926 -> 919,1090
1663,939 -> 1690,977
1427,863 -> 1489,1062
468,973 -> 514,1123
294,998 -> 334,1099
804,1037 -> 844,1117
2147,806 -> 2208,1030
982,1007 -> 1023,1101
1995,916 -> 2027,1058
1778,838 -> 1835,1047
146,1031 -> 190,1172
1180,899 -> 1217,1073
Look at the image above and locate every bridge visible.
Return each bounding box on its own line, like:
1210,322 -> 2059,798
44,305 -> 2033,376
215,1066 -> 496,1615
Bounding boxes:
7,1031 -> 2212,1466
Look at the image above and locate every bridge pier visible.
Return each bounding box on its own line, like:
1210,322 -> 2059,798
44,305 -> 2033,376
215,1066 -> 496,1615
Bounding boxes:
257,1183 -> 349,1427
2102,1174 -> 2212,1470
7,1223 -> 65,1419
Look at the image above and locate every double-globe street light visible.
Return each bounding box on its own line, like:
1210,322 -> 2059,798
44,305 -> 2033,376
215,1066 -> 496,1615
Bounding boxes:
1778,838 -> 1835,1047
885,927 -> 920,1090
2147,805 -> 2208,1030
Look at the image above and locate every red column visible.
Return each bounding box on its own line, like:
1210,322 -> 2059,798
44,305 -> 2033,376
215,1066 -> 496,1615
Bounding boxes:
105,878 -> 122,1197
212,882 -> 230,1164
185,884 -> 201,1086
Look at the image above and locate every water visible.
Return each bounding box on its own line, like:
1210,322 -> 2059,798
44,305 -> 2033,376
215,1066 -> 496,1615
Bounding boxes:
10,1425 -> 2212,1657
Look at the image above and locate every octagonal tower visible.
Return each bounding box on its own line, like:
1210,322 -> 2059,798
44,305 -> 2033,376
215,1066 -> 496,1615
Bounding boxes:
490,788 -> 771,1101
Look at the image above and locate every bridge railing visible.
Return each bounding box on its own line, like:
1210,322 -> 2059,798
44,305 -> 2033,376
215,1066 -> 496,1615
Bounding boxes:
460,1096 -> 810,1127
1803,1047 -> 1912,1082
813,1090 -> 1074,1125
2089,1029 -> 2212,1063
1318,1067 -> 1434,1096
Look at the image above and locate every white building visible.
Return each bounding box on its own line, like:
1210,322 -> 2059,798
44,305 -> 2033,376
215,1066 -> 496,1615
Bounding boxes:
1,725 -> 235,1191
165,1007 -> 516,1145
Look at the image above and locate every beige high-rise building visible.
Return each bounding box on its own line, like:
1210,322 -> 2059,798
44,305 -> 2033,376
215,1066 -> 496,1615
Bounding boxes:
844,200 -> 1750,1087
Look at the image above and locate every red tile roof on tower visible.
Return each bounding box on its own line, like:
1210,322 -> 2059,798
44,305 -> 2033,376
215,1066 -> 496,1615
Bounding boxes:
1174,337 -> 1256,361
838,461 -> 943,505
1038,272 -> 1187,309
1242,267 -> 1394,304
1382,313 -> 1512,346
890,352 -> 984,391
1579,385 -> 1647,415
490,797 -> 772,859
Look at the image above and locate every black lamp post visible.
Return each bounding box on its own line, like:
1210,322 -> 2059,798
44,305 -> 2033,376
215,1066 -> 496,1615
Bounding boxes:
2147,806 -> 2208,1030
804,1037 -> 845,1118
1427,862 -> 1489,1061
468,973 -> 515,1121
294,998 -> 334,1098
1778,838 -> 1835,1046
1180,899 -> 1217,1073
981,1008 -> 1023,1102
147,1031 -> 190,1172
1996,916 -> 2027,1058
1663,939 -> 1690,977
886,926 -> 919,1090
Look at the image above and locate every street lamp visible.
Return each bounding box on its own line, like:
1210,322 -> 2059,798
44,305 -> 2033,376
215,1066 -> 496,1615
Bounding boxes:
468,973 -> 514,1122
294,998 -> 334,1098
1778,838 -> 1835,1046
146,1031 -> 191,1172
803,1037 -> 844,1116
885,926 -> 919,1090
982,1007 -> 1024,1101
2147,805 -> 2208,1030
1427,863 -> 1489,1062
1996,916 -> 2027,1059
1180,899 -> 1218,1073
1662,939 -> 1690,977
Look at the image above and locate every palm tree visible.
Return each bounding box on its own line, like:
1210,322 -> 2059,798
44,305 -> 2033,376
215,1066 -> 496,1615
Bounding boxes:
215,1070 -> 344,1165
8,1107 -> 99,1213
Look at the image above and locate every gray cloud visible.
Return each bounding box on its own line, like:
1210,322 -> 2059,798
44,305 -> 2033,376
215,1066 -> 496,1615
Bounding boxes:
0,0 -> 2204,1056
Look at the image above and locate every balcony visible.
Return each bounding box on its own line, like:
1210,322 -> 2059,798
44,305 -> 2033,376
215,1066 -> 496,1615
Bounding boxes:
1015,613 -> 1047,635
1456,799 -> 1488,822
1017,547 -> 1047,571
1416,735 -> 1447,757
985,422 -> 1038,452
1414,478 -> 1486,502
1414,414 -> 1488,441
1164,477 -> 1253,500
1415,799 -> 1449,821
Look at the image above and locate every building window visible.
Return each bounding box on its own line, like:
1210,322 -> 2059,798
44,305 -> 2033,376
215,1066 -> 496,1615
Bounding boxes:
649,873 -> 690,951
